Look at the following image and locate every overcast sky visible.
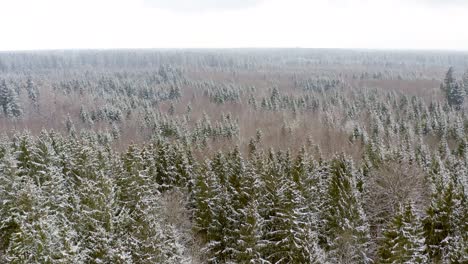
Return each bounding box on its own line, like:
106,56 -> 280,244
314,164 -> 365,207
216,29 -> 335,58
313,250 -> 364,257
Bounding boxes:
0,0 -> 467,51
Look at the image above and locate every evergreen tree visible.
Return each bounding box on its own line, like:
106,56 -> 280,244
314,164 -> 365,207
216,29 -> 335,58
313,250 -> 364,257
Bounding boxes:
423,164 -> 467,262
205,188 -> 231,263
322,156 -> 371,263
378,202 -> 428,264
442,67 -> 455,93
3,179 -> 64,263
0,147 -> 21,256
441,67 -> 465,109
154,141 -> 180,190
65,114 -> 76,137
14,134 -> 34,178
26,78 -> 39,109
192,162 -> 215,241
463,69 -> 468,94
0,79 -> 9,114
116,144 -> 187,263
260,150 -> 323,263
448,82 -> 465,110
234,200 -> 265,263
0,79 -> 22,118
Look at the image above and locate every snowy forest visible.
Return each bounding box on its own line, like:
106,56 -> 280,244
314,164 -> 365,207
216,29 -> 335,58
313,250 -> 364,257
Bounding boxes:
0,49 -> 467,263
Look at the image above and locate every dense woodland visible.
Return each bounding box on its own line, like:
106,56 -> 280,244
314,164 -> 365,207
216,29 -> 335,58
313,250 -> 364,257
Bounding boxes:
0,49 -> 467,263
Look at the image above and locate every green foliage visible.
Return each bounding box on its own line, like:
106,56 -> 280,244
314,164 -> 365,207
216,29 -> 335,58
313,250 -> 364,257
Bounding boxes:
423,177 -> 467,262
378,202 -> 427,264
442,67 -> 466,110
322,156 -> 371,263
1,51 -> 468,263
0,79 -> 22,118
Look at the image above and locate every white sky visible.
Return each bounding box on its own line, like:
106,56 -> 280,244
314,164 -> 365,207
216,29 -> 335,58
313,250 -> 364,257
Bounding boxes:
0,0 -> 467,51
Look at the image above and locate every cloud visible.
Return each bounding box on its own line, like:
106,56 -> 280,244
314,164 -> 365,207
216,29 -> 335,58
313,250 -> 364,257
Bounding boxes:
142,0 -> 264,12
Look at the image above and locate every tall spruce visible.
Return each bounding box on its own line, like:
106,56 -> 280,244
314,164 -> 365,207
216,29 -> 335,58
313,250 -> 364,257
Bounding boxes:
322,155 -> 371,263
377,202 -> 428,263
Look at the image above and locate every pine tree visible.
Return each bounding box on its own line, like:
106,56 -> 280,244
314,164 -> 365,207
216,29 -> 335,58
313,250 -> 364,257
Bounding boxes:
248,138 -> 257,158
65,114 -> 76,137
154,141 -> 180,190
116,143 -> 186,263
227,148 -> 271,263
204,150 -> 239,263
234,201 -> 264,263
14,134 -> 34,179
29,132 -> 57,186
377,202 -> 428,264
423,168 -> 467,262
39,166 -> 80,262
3,179 -> 62,263
0,79 -> 22,118
322,155 -> 371,263
259,150 -> 323,263
205,189 -> 231,263
173,145 -> 196,191
463,69 -> 468,94
111,123 -> 120,140
442,67 -> 455,93
226,147 -> 248,224
0,147 -> 20,256
192,162 -> 215,241
117,144 -> 148,212
448,82 -> 465,110
0,79 -> 9,114
441,67 -> 465,109
26,78 -> 39,109
0,141 -> 75,263
169,85 -> 181,100
79,106 -> 94,126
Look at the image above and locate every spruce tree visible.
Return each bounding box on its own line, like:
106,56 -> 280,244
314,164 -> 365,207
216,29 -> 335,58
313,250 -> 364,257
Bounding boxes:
205,181 -> 231,263
423,169 -> 467,262
3,179 -> 63,263
0,79 -> 9,115
234,200 -> 265,263
322,155 -> 371,263
26,78 -> 39,109
259,150 -> 323,263
378,202 -> 428,264
0,147 -> 20,255
463,69 -> 468,94
442,67 -> 455,94
116,144 -> 186,263
448,82 -> 465,110
441,67 -> 465,110
192,162 -> 216,242
0,79 -> 22,118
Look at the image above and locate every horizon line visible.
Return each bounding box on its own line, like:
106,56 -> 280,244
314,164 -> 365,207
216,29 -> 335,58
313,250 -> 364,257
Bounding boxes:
1,47 -> 468,53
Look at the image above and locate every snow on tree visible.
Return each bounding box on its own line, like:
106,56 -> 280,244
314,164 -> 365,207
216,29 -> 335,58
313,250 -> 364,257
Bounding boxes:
192,161 -> 216,242
448,82 -> 465,110
377,202 -> 428,263
259,150 -> 324,263
423,165 -> 468,262
233,200 -> 266,263
441,67 -> 465,110
463,69 -> 468,94
321,155 -> 371,263
205,181 -> 231,263
0,79 -> 22,118
26,78 -> 39,109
